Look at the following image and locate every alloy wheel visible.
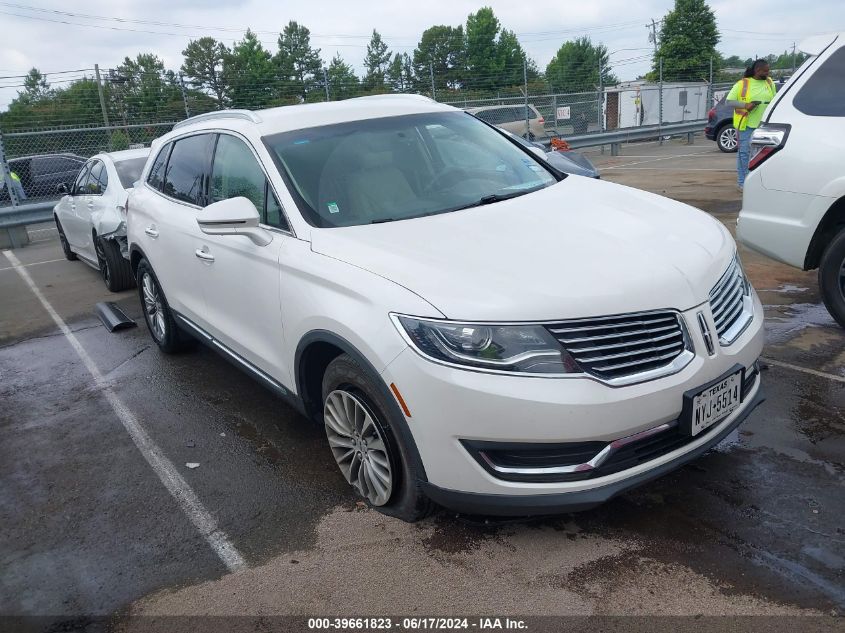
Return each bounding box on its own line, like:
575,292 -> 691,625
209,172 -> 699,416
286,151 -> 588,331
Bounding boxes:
324,389 -> 393,506
141,272 -> 166,342
839,256 -> 845,303
719,127 -> 738,151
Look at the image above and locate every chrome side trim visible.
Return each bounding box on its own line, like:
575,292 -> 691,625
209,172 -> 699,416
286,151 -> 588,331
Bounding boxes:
478,421 -> 676,476
174,313 -> 289,395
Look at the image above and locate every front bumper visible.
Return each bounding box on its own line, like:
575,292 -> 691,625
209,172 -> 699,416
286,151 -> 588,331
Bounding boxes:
422,388 -> 763,516
380,294 -> 765,508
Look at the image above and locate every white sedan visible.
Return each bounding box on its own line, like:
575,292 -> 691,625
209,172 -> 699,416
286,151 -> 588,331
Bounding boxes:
54,148 -> 149,291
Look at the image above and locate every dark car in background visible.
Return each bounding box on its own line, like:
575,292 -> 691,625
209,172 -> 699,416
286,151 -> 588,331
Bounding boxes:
0,153 -> 86,202
705,96 -> 737,153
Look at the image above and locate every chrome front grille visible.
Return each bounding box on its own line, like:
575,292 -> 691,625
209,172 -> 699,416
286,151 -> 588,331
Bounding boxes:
546,311 -> 691,384
709,257 -> 753,345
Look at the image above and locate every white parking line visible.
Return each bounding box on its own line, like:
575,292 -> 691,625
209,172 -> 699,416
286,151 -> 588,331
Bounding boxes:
2,249 -> 247,573
762,357 -> 845,385
0,257 -> 66,272
601,150 -> 717,170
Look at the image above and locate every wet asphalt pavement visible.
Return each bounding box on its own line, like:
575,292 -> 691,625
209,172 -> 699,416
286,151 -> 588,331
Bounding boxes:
0,141 -> 843,624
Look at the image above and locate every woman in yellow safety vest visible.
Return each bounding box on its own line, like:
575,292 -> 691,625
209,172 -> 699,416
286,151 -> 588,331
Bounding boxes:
726,59 -> 776,191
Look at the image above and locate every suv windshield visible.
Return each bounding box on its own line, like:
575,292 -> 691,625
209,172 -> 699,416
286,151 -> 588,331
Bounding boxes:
263,111 -> 558,227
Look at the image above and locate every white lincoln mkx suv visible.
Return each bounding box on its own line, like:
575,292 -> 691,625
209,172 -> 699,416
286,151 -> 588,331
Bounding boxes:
127,95 -> 764,521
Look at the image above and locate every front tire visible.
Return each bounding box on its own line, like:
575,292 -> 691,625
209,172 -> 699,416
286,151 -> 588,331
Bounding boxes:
819,227 -> 845,329
717,124 -> 738,153
136,259 -> 190,353
322,354 -> 433,522
95,236 -> 134,292
55,217 -> 77,261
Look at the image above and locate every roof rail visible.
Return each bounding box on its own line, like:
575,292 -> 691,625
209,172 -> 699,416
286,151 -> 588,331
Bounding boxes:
173,109 -> 262,129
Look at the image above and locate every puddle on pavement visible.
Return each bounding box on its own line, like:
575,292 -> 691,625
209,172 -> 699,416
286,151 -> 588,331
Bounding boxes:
764,302 -> 839,346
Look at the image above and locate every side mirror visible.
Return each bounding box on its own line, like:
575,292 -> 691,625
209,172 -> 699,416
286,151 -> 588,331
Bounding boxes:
196,197 -> 272,247
57,183 -> 70,195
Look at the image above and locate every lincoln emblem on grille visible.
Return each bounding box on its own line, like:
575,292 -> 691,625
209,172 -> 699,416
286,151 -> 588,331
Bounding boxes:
697,311 -> 715,356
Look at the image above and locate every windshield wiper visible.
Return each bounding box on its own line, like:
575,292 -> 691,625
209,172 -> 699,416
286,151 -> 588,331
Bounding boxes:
454,186 -> 544,211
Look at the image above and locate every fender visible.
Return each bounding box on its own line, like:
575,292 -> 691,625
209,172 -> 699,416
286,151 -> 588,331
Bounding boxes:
295,330 -> 428,482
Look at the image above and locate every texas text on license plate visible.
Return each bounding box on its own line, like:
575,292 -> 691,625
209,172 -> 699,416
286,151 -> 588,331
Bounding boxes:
689,370 -> 742,436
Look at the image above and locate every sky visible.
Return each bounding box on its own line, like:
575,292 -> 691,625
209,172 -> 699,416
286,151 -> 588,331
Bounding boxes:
0,0 -> 842,109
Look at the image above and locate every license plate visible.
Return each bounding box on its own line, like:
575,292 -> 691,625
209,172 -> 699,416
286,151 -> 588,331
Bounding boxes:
689,371 -> 742,436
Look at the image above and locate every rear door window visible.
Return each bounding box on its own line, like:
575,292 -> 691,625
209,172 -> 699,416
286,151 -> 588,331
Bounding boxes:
162,135 -> 214,206
72,164 -> 91,195
793,46 -> 845,116
146,144 -> 170,191
87,161 -> 108,194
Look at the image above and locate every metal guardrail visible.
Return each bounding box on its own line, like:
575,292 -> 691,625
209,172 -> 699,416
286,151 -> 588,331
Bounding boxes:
0,200 -> 55,229
542,120 -> 707,154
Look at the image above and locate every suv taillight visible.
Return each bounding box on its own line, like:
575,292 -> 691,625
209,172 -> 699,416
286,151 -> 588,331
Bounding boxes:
707,107 -> 716,121
749,123 -> 790,171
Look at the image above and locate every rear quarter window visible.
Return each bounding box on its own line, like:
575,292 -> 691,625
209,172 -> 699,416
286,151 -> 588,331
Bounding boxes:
793,46 -> 845,116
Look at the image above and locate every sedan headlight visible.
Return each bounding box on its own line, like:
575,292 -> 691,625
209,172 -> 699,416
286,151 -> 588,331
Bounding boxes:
393,315 -> 580,374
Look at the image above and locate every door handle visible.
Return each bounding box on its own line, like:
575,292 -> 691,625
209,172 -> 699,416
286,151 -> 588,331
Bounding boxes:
144,227 -> 159,238
195,248 -> 215,262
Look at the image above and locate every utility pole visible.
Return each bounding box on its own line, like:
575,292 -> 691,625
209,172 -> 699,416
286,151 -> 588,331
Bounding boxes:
791,42 -> 797,73
94,64 -> 112,151
524,58 -> 529,139
179,73 -> 190,119
323,67 -> 330,101
598,59 -> 604,132
429,62 -> 435,100
646,19 -> 659,57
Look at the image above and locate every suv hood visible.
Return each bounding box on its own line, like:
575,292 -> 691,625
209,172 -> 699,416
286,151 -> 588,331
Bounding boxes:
310,177 -> 735,321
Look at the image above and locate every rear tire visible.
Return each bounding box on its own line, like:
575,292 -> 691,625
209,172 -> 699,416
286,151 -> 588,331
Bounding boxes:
322,354 -> 433,522
717,124 -> 738,153
818,227 -> 845,329
95,236 -> 134,292
55,217 -> 77,261
136,259 -> 191,353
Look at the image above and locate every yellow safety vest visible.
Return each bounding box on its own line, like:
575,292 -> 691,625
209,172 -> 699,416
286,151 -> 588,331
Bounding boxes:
10,171 -> 21,182
733,77 -> 775,131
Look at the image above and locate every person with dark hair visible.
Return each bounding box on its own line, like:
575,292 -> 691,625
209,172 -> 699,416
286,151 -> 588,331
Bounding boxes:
726,59 -> 776,190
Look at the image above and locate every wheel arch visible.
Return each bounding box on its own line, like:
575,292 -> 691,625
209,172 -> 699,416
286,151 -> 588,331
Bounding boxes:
805,196 -> 845,270
128,244 -> 146,277
295,330 -> 428,482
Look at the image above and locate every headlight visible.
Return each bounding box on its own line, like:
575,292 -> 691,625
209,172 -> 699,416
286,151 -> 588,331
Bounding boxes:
393,315 -> 580,374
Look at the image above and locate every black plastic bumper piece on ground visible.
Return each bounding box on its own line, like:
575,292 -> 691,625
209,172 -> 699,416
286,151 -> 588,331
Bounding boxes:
423,389 -> 765,517
95,302 -> 137,332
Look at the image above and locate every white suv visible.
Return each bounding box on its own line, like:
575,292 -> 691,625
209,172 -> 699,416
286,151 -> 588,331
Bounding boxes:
127,95 -> 763,521
738,33 -> 845,327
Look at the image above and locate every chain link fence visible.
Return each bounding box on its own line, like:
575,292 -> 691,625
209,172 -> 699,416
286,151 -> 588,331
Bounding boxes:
1,59 -> 720,209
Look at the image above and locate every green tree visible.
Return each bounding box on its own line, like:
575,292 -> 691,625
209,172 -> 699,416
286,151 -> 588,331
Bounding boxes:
653,0 -> 720,81
110,54 -> 183,124
363,30 -> 391,91
546,37 -> 616,93
20,68 -> 51,104
387,52 -> 414,93
181,37 -> 229,106
276,21 -> 323,102
326,53 -> 359,100
465,7 -> 501,91
497,29 -> 538,87
223,30 -> 277,108
412,25 -> 465,92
